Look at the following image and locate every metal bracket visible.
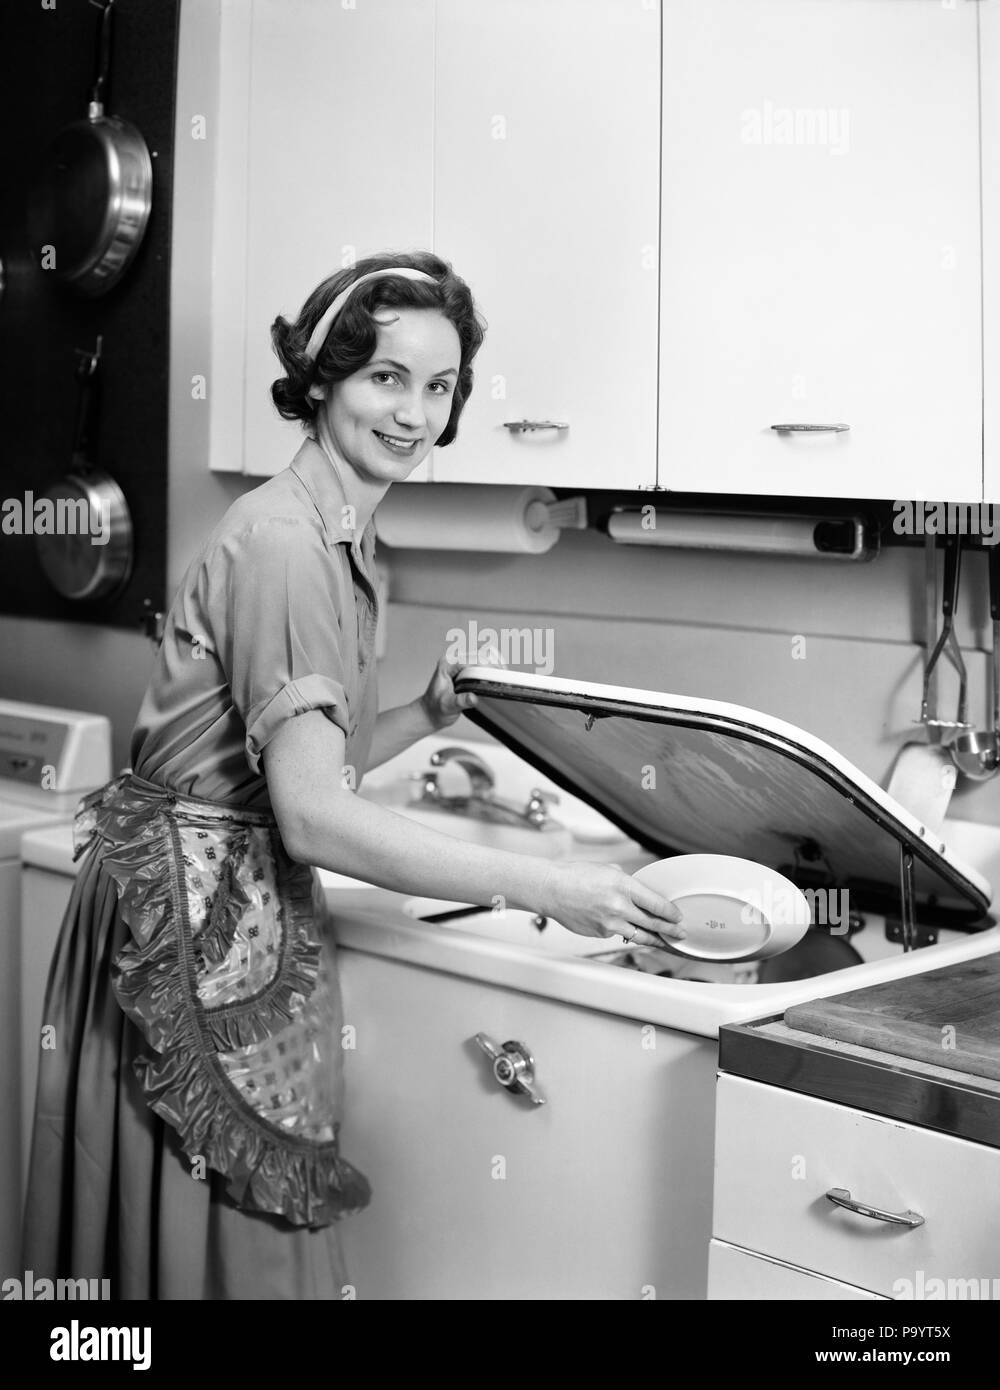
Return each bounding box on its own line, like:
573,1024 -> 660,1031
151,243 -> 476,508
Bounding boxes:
885,915 -> 938,950
898,845 -> 917,952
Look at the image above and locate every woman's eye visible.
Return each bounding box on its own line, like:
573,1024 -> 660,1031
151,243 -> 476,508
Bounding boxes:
429,381 -> 453,396
372,371 -> 398,385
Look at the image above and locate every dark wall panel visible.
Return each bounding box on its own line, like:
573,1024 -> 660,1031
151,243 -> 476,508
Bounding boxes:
0,0 -> 178,629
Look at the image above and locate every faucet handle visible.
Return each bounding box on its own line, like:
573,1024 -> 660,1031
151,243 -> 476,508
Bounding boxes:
525,788 -> 560,827
407,770 -> 440,800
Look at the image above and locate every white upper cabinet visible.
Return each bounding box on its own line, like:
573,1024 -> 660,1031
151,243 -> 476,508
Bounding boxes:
206,0 -> 987,500
658,0 -> 983,501
431,0 -> 661,489
214,0 -> 435,478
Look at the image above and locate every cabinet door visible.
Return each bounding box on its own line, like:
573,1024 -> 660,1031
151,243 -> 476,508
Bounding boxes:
659,0 -> 982,501
216,0 -> 435,478
336,947 -> 718,1299
432,0 -> 660,488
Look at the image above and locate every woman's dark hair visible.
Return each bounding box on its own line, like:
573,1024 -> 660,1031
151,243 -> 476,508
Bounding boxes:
270,251 -> 486,447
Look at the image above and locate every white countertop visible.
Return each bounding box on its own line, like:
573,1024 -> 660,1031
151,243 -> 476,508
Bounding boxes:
1,804 -> 68,862
18,819 -> 78,871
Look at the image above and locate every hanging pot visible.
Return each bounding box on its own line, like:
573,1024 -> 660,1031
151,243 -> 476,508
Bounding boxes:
35,338 -> 134,602
29,0 -> 152,297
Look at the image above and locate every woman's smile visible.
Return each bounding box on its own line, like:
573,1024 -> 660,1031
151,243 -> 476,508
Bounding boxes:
372,429 -> 421,456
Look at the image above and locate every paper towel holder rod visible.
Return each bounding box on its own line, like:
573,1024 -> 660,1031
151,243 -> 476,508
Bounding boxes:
605,508 -> 875,561
524,496 -> 587,532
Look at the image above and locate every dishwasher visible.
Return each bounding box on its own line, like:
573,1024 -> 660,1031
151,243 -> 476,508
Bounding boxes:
333,666 -> 998,1300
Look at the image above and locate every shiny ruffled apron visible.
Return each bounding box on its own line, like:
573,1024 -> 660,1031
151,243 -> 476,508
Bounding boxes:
74,772 -> 371,1228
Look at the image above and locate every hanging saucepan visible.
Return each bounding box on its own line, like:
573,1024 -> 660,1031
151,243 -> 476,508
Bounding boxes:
36,338 -> 134,602
29,0 -> 152,297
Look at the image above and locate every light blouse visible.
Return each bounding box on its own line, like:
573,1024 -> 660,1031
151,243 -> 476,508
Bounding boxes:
131,436 -> 380,806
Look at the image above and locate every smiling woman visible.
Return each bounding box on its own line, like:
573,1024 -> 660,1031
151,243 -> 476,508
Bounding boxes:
21,252 -> 684,1303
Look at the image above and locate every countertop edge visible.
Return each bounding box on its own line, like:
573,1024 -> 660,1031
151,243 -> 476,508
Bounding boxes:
718,1017 -> 1000,1149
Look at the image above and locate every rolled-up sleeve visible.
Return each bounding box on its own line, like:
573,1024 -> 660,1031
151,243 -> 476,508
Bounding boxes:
215,518 -> 354,774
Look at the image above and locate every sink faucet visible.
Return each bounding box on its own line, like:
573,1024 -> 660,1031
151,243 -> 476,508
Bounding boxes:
412,745 -> 562,831
429,746 -> 496,797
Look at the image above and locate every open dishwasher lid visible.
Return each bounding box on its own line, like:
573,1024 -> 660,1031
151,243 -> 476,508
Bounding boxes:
454,667 -> 992,929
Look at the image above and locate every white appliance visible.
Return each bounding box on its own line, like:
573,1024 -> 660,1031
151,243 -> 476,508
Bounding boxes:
0,700 -> 111,1280
329,668 -> 1000,1299
18,824 -> 85,1194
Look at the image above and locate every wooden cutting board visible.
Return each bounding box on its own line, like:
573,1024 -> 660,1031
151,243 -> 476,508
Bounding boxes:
785,953 -> 1000,1082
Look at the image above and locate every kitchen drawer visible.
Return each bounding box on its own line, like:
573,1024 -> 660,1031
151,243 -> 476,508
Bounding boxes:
713,1075 -> 1000,1298
709,1240 -> 886,1301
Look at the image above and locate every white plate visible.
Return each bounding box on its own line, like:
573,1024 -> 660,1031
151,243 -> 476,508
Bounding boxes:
632,854 -> 812,962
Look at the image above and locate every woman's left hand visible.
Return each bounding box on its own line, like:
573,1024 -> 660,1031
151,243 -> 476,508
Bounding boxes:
419,657 -> 479,731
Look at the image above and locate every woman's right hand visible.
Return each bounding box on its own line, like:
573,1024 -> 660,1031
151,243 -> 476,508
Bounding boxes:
540,862 -> 685,948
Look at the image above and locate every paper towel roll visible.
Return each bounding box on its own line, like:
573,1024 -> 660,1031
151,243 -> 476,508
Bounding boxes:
885,744 -> 957,837
374,484 -> 560,553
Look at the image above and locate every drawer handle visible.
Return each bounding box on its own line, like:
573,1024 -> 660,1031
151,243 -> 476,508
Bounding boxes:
503,419 -> 569,433
825,1187 -> 925,1229
474,1033 -> 546,1106
771,422 -> 850,433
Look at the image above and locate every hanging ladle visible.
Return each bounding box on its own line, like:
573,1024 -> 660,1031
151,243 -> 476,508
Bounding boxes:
951,543 -> 1000,780
920,534 -> 973,740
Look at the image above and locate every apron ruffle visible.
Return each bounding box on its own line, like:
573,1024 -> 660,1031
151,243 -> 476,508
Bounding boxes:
74,773 -> 372,1229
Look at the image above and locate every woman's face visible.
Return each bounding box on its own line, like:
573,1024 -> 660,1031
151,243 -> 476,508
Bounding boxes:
319,307 -> 462,483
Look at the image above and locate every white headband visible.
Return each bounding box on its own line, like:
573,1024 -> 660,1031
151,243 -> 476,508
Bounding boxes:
303,267 -> 439,364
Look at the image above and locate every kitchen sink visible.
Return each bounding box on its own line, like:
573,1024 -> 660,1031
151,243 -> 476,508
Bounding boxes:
360,791 -> 575,858
401,898 -> 610,954
400,893 -> 988,985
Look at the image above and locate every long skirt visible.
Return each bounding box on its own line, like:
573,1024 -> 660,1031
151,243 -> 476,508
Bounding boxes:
21,773 -> 371,1300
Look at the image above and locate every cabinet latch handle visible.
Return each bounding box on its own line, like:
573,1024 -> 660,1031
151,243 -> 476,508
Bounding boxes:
475,1033 -> 546,1105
